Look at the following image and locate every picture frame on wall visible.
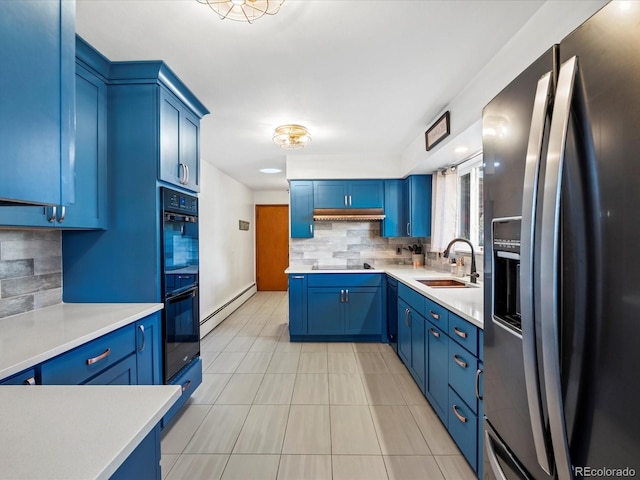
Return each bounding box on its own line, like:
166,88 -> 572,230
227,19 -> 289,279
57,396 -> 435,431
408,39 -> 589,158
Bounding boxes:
425,111 -> 450,151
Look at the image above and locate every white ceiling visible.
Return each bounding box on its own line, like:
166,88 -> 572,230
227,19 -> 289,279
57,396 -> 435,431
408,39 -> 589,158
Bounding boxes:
76,0 -> 545,191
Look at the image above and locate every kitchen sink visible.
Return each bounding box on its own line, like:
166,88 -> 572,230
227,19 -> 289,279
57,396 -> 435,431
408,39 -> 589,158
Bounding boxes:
417,279 -> 477,288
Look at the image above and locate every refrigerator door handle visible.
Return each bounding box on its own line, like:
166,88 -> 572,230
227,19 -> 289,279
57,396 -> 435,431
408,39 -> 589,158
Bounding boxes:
520,71 -> 554,475
485,428 -> 511,480
540,55 -> 581,480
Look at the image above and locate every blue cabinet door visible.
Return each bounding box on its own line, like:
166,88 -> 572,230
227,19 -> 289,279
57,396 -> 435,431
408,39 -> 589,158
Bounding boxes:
288,274 -> 308,336
159,88 -> 182,187
397,299 -> 412,367
0,0 -> 74,206
382,179 -> 405,237
406,175 -> 433,237
111,425 -> 161,480
136,313 -> 162,385
84,354 -> 137,385
308,288 -> 343,335
409,309 -> 426,392
344,287 -> 381,335
314,181 -> 348,208
349,180 -> 384,208
181,109 -> 200,192
426,322 -> 449,423
290,181 -> 314,238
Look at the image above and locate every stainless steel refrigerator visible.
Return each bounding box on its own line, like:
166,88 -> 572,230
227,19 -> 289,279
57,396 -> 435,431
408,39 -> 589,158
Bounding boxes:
483,2 -> 640,479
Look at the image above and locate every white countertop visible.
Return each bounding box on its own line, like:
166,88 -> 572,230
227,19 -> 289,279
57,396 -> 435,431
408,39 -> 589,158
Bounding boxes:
286,265 -> 484,329
0,385 -> 180,480
0,303 -> 163,380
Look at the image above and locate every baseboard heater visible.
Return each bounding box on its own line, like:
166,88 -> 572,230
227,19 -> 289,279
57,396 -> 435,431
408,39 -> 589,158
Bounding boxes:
200,283 -> 257,337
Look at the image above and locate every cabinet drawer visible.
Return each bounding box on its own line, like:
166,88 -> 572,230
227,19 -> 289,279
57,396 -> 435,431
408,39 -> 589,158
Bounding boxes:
448,313 -> 479,356
0,368 -> 37,385
448,341 -> 478,414
448,387 -> 478,471
424,297 -> 448,330
398,283 -> 425,315
85,354 -> 137,385
307,273 -> 382,287
41,325 -> 136,385
162,358 -> 202,429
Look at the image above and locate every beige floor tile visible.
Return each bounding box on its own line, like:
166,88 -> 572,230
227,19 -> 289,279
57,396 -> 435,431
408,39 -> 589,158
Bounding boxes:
292,373 -> 330,404
329,373 -> 368,405
327,342 -> 356,353
223,335 -> 257,352
384,455 -> 445,480
381,351 -> 409,374
260,323 -> 287,337
330,405 -> 381,455
200,350 -> 221,372
186,373 -> 231,405
331,455 -> 388,480
183,404 -> 250,454
394,373 -> 429,405
246,314 -> 271,325
160,454 -> 179,479
250,336 -> 280,352
282,405 -> 331,454
298,352 -> 328,373
328,352 -> 359,373
355,352 -> 390,373
370,405 -> 431,455
201,334 -> 233,352
205,352 -> 246,374
277,455 -> 331,480
235,351 -> 273,373
237,323 -> 265,337
220,454 -> 280,480
361,374 -> 407,405
267,352 -> 300,373
275,338 -> 302,353
409,405 -> 461,455
213,322 -> 243,337
434,455 -> 476,480
161,404 -> 212,454
353,342 -> 384,352
233,404 -> 290,454
165,454 -> 229,480
301,342 -> 328,352
215,373 -> 264,404
253,373 -> 296,404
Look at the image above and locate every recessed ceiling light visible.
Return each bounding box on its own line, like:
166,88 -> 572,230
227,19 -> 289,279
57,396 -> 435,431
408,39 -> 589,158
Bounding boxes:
259,168 -> 282,174
454,146 -> 469,154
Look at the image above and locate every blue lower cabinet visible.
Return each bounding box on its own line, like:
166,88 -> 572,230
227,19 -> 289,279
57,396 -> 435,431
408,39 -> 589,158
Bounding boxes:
110,425 -> 161,480
425,322 -> 449,423
344,288 -> 381,335
397,300 -> 412,367
397,298 -> 426,392
448,341 -> 478,414
0,368 -> 37,385
136,313 -> 162,385
288,274 -> 308,336
162,358 -> 202,429
85,354 -> 137,385
477,360 -> 484,480
308,287 -> 344,335
448,387 -> 478,472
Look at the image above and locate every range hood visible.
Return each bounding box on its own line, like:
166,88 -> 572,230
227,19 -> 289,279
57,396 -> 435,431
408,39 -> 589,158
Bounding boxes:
313,208 -> 386,221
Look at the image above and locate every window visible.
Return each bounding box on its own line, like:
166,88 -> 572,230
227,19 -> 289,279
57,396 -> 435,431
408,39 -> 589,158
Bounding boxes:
457,153 -> 483,250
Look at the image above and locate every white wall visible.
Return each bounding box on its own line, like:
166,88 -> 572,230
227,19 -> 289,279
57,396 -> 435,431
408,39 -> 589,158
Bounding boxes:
286,153 -> 403,180
254,190 -> 289,205
199,161 -> 256,322
401,0 -> 608,175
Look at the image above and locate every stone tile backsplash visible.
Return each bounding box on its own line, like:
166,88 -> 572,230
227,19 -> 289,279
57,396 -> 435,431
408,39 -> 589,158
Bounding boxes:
0,230 -> 62,319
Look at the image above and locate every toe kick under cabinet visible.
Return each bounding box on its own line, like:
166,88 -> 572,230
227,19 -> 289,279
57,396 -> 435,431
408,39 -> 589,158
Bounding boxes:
397,282 -> 484,476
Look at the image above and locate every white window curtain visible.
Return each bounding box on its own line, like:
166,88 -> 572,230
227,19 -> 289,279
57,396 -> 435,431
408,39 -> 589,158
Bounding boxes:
430,170 -> 458,252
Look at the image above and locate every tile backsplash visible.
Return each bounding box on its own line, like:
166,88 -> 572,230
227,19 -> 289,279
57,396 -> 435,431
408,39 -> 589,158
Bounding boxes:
0,230 -> 62,319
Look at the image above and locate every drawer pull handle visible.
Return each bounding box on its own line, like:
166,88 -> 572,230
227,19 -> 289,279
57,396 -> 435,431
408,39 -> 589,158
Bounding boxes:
24,377 -> 36,386
429,328 -> 440,338
47,206 -> 57,223
429,310 -> 440,320
292,275 -> 305,279
87,348 -> 112,365
452,404 -> 467,423
453,326 -> 468,339
182,379 -> 192,392
138,324 -> 146,352
453,354 -> 468,369
476,368 -> 484,401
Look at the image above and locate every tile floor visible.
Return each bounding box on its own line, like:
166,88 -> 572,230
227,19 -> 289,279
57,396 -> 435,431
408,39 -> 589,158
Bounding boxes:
160,291 -> 476,480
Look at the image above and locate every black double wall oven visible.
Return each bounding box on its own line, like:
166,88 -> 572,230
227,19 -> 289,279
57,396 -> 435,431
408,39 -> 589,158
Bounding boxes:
161,187 -> 200,384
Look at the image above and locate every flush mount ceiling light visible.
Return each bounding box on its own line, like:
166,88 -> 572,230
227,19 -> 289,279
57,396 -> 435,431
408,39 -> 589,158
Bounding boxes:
259,168 -> 282,174
196,0 -> 284,24
272,124 -> 311,150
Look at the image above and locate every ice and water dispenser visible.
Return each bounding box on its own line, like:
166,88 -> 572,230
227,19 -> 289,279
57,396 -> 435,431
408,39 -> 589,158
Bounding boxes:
492,217 -> 522,333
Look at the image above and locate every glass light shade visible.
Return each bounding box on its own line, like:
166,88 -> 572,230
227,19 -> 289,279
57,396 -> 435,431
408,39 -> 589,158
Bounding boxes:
273,124 -> 311,150
197,0 -> 284,24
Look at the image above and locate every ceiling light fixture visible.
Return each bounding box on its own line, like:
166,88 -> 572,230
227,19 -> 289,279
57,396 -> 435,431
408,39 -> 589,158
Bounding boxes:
273,124 -> 311,150
196,0 -> 284,24
259,168 -> 282,174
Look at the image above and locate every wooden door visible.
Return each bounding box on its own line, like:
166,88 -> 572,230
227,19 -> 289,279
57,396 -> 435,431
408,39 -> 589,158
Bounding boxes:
256,205 -> 289,291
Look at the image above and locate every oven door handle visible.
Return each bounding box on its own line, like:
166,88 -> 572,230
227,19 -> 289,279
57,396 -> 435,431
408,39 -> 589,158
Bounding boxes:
167,287 -> 198,303
165,213 -> 197,224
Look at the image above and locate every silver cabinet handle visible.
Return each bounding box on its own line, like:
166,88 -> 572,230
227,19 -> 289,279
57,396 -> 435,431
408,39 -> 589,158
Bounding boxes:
24,377 -> 36,386
182,379 -> 192,392
453,354 -> 467,369
179,163 -> 187,184
475,368 -> 483,401
452,405 -> 467,423
309,224 -> 313,235
344,195 -> 348,206
292,275 -> 304,279
453,326 -> 468,339
185,164 -> 190,185
520,70 -> 554,477
348,195 -> 352,206
47,206 -> 57,223
340,289 -> 344,303
57,206 -> 66,223
138,324 -> 146,352
404,308 -> 410,328
429,328 -> 440,338
539,55 -> 580,480
429,310 -> 440,320
87,348 -> 111,365
406,222 -> 411,236
345,289 -> 349,303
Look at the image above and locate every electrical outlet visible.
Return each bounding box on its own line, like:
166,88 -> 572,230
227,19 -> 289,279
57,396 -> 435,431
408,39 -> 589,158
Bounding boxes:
396,246 -> 402,255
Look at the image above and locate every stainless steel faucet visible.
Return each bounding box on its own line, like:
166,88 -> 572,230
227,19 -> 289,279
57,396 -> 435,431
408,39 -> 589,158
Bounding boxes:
443,238 -> 480,284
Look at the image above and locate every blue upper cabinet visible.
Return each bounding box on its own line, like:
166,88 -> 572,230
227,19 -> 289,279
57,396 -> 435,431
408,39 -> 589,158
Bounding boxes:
314,180 -> 383,209
382,179 -> 406,237
0,0 -> 75,206
406,175 -> 432,237
290,181 -> 314,238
